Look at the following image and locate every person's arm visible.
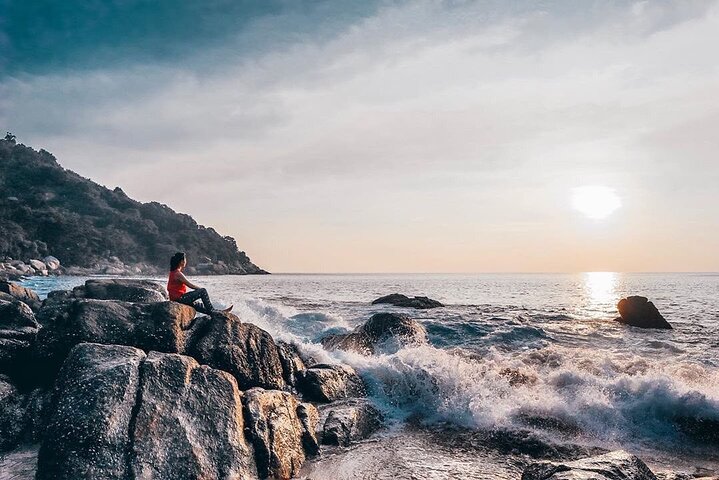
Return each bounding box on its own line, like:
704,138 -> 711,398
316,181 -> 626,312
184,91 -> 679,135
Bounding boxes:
177,271 -> 202,290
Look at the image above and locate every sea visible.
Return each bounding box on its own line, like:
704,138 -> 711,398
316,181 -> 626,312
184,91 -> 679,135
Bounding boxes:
22,273 -> 719,479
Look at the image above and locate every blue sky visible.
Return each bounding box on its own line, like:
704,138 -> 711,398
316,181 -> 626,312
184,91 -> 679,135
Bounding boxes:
2,1 -> 718,272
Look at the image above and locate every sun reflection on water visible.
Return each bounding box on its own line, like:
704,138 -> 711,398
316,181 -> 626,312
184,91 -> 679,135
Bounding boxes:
585,272 -> 617,305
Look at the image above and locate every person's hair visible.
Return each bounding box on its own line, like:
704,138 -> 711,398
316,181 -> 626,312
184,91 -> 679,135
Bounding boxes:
170,252 -> 186,271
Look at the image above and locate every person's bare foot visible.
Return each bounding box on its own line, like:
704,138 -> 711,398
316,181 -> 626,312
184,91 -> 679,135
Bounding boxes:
222,305 -> 233,313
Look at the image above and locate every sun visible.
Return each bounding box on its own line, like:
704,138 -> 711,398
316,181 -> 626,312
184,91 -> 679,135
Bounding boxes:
571,185 -> 621,220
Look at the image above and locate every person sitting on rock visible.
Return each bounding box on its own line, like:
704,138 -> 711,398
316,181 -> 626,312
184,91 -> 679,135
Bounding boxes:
167,252 -> 232,314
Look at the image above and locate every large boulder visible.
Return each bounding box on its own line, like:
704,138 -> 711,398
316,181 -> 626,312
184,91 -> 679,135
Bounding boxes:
372,293 -> 444,309
36,343 -> 146,480
0,300 -> 39,375
521,450 -> 657,480
615,296 -> 672,329
186,311 -> 286,390
131,351 -> 257,480
0,281 -> 40,311
321,312 -> 428,355
296,364 -> 366,403
43,256 -> 61,271
243,388 -> 319,479
320,399 -> 383,447
35,299 -> 196,375
0,375 -> 25,452
72,278 -> 168,303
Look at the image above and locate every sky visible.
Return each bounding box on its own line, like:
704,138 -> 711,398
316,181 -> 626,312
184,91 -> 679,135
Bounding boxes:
1,0 -> 718,273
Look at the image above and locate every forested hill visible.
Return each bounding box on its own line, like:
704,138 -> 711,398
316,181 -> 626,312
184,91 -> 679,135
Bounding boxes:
0,135 -> 266,275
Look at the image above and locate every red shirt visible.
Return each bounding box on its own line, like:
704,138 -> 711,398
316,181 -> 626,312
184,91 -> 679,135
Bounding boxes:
167,269 -> 187,301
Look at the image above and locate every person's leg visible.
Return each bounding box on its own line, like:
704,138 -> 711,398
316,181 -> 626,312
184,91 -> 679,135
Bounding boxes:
177,289 -> 214,314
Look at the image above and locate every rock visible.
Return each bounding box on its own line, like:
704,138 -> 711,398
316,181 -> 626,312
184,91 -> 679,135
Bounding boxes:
187,311 -> 286,390
297,402 -> 321,456
36,343 -> 146,480
243,388 -> 318,479
296,364 -> 366,403
29,259 -> 46,271
276,341 -> 306,387
0,281 -> 40,311
35,299 -> 195,378
615,296 -> 672,329
320,399 -> 383,447
22,388 -> 52,443
372,293 -> 444,309
0,300 -> 39,375
72,278 -> 168,302
131,351 -> 257,480
321,312 -> 428,355
521,450 -> 657,480
0,375 -> 25,451
43,256 -> 61,270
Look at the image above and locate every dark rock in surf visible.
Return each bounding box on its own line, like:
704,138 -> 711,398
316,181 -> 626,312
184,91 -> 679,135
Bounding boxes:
72,278 -> 168,303
321,312 -> 428,355
243,387 -> 320,479
0,375 -> 25,451
130,351 -> 257,480
34,299 -> 196,375
0,299 -> 39,375
615,296 -> 672,329
521,450 -> 657,480
0,281 -> 40,311
372,293 -> 444,309
36,343 -> 146,480
320,398 -> 382,447
276,341 -> 306,388
186,310 -> 287,390
296,364 -> 365,403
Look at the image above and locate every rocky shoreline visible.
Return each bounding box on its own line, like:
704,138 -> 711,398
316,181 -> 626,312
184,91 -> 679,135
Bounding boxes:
0,278 -> 709,479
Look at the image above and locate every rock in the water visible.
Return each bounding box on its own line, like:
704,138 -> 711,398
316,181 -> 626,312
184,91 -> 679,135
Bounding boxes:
131,351 -> 257,480
0,375 -> 25,451
0,300 -> 39,375
72,278 -> 168,302
297,402 -> 321,456
0,281 -> 40,311
277,341 -> 306,388
43,256 -> 61,271
244,388 -> 318,479
521,450 -> 657,480
320,399 -> 382,447
296,364 -> 365,403
35,299 -> 196,375
29,259 -> 47,271
321,312 -> 427,355
187,311 -> 286,390
372,293 -> 444,309
615,296 -> 672,329
36,343 -> 146,480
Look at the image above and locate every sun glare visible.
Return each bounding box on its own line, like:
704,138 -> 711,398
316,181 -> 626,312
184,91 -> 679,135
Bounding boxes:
571,186 -> 621,220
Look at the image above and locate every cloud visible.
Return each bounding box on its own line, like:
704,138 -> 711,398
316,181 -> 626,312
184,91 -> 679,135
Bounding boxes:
1,0 -> 719,271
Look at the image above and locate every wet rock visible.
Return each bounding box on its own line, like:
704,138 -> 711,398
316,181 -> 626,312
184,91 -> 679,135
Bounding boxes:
131,351 -> 257,480
72,278 -> 168,302
372,293 -> 444,309
0,300 -> 39,375
296,364 -> 365,403
29,259 -> 46,271
21,388 -> 52,443
43,256 -> 61,271
615,296 -> 672,329
187,311 -> 286,390
321,312 -> 428,355
277,341 -> 306,387
521,450 -> 657,480
36,343 -> 146,480
0,375 -> 25,451
320,399 -> 382,447
297,402 -> 321,456
0,281 -> 40,311
244,388 -> 318,479
35,299 -> 195,375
